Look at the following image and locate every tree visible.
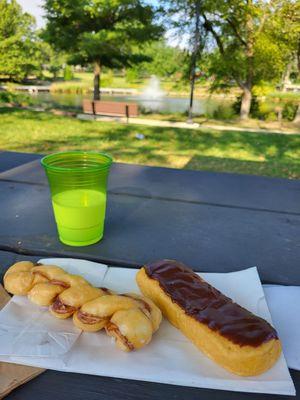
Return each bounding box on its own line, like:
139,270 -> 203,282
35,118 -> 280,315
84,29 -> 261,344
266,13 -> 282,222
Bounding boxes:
128,40 -> 184,78
0,0 -> 43,81
39,42 -> 66,80
162,0 -> 206,121
125,40 -> 185,80
202,0 -> 299,119
43,0 -> 163,100
269,1 -> 300,90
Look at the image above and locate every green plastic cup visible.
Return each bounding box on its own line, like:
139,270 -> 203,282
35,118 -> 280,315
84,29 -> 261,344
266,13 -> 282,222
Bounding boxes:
41,151 -> 112,246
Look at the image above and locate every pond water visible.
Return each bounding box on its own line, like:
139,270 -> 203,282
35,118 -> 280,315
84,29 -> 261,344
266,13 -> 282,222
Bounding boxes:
33,92 -> 233,116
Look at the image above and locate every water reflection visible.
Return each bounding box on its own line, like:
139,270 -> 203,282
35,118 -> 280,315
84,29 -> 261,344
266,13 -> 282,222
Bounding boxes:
33,91 -> 232,116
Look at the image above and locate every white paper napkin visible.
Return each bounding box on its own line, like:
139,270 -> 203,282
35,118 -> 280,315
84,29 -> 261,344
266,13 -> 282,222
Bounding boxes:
0,259 -> 295,396
263,285 -> 300,371
0,296 -> 80,357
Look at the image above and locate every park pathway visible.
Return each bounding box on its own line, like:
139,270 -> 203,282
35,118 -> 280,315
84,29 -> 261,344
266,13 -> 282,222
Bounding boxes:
77,113 -> 299,135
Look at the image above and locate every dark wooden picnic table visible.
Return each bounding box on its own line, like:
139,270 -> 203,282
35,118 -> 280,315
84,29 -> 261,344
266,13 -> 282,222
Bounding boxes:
0,150 -> 299,400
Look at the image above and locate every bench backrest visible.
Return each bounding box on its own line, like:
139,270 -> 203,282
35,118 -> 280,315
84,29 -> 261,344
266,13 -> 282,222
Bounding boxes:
83,100 -> 139,117
82,99 -> 94,114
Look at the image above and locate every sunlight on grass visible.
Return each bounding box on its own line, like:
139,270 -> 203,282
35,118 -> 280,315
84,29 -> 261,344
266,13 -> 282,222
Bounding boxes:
0,108 -> 299,179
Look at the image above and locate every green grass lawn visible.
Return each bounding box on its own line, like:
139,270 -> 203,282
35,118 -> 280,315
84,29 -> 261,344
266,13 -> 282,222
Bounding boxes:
0,107 -> 299,179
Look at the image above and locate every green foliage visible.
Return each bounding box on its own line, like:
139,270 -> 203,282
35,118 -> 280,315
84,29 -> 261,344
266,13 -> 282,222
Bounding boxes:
125,68 -> 140,83
255,102 -> 277,121
43,45 -> 66,79
253,40 -> 282,83
253,84 -> 275,97
0,0 -> 44,81
102,70 -> 114,86
63,65 -> 73,81
282,102 -> 298,121
0,91 -> 13,103
131,40 -> 185,78
233,96 -> 260,117
211,105 -> 236,120
0,90 -> 34,106
206,2 -> 297,87
232,95 -> 299,122
43,1 -> 163,70
203,0 -> 299,117
268,1 -> 300,69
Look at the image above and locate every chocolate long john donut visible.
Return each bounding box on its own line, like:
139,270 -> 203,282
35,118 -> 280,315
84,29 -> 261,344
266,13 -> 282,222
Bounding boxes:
136,259 -> 282,376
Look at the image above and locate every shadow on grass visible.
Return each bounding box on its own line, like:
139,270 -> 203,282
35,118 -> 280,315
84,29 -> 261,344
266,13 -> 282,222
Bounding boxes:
1,108 -> 300,178
185,155 -> 300,179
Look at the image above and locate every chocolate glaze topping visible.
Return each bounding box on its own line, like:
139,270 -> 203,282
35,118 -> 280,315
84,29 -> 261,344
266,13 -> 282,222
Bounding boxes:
144,260 -> 278,347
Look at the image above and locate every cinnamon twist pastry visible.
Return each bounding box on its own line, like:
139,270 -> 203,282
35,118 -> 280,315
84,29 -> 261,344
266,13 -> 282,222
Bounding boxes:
73,293 -> 162,351
4,261 -> 71,298
4,261 -> 90,306
106,294 -> 162,351
50,286 -> 113,319
3,261 -> 162,352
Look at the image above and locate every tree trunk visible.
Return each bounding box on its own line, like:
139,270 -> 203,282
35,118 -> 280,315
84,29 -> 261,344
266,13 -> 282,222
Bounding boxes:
187,0 -> 201,122
293,104 -> 300,125
297,38 -> 300,79
240,0 -> 254,120
93,61 -> 101,101
281,62 -> 292,92
188,69 -> 196,122
240,86 -> 252,120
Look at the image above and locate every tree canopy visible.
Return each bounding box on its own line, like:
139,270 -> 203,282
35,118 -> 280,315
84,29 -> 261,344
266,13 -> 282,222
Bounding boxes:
201,0 -> 299,118
43,0 -> 164,99
0,0 -> 43,81
162,0 -> 205,120
126,40 -> 185,79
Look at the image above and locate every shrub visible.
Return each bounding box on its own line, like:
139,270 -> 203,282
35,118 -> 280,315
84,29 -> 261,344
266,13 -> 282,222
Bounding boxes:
0,91 -> 11,103
125,69 -> 139,83
233,95 -> 260,117
256,101 -> 276,120
253,84 -> 275,97
102,70 -> 114,87
63,65 -> 74,81
264,111 -> 277,122
0,91 -> 34,106
211,104 -> 236,120
282,102 -> 298,121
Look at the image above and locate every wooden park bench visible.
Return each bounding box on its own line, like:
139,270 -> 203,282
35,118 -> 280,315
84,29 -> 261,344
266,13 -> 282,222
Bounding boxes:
83,99 -> 139,118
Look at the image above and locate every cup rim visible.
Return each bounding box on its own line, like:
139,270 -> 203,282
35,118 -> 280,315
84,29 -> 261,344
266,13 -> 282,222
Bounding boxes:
41,151 -> 113,173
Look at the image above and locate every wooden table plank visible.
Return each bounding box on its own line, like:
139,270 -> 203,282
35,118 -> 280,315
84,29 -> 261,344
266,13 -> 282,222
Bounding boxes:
5,369 -> 300,400
1,156 -> 300,214
0,151 -> 42,173
0,180 -> 299,285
